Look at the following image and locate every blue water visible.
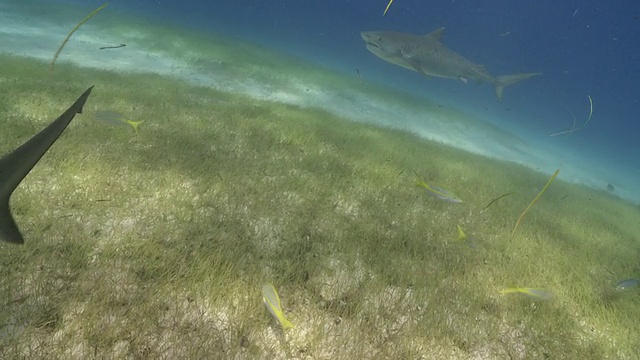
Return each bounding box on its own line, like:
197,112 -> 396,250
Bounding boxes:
19,1 -> 640,198
123,1 -> 637,163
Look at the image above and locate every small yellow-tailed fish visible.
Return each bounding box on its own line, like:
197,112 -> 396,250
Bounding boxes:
500,287 -> 553,301
456,225 -> 478,248
262,283 -> 295,329
456,225 -> 467,241
94,111 -> 144,136
416,180 -> 463,203
383,0 -> 394,16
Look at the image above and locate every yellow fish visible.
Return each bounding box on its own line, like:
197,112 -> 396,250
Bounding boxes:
456,225 -> 478,248
500,287 -> 553,301
456,224 -> 467,241
262,284 -> 295,329
94,111 -> 144,136
416,180 -> 463,203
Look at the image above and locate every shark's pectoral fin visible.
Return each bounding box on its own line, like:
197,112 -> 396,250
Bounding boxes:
459,77 -> 468,84
0,86 -> 94,244
404,58 -> 430,78
494,72 -> 542,101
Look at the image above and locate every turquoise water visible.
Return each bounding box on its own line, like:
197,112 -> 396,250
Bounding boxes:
1,1 -> 636,203
1,2 -> 640,358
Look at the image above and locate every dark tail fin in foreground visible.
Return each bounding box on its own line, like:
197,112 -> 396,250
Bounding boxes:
0,86 -> 94,244
495,72 -> 542,101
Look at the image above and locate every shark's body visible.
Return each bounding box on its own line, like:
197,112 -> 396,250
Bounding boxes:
0,86 -> 93,244
361,28 -> 541,100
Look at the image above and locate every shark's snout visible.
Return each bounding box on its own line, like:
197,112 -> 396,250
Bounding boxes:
360,31 -> 382,51
360,31 -> 377,44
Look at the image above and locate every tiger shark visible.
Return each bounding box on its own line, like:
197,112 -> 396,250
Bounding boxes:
361,28 -> 541,100
0,86 -> 93,244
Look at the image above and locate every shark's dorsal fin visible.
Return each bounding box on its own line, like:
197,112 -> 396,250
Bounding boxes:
424,27 -> 445,41
0,86 -> 94,244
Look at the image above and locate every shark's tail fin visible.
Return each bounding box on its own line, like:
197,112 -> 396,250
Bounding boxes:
494,72 -> 541,101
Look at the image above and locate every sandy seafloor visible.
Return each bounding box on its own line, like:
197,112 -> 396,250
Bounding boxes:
1,2 -> 638,204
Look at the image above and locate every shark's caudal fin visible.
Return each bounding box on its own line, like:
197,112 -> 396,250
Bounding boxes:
494,72 -> 541,101
0,86 -> 94,244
